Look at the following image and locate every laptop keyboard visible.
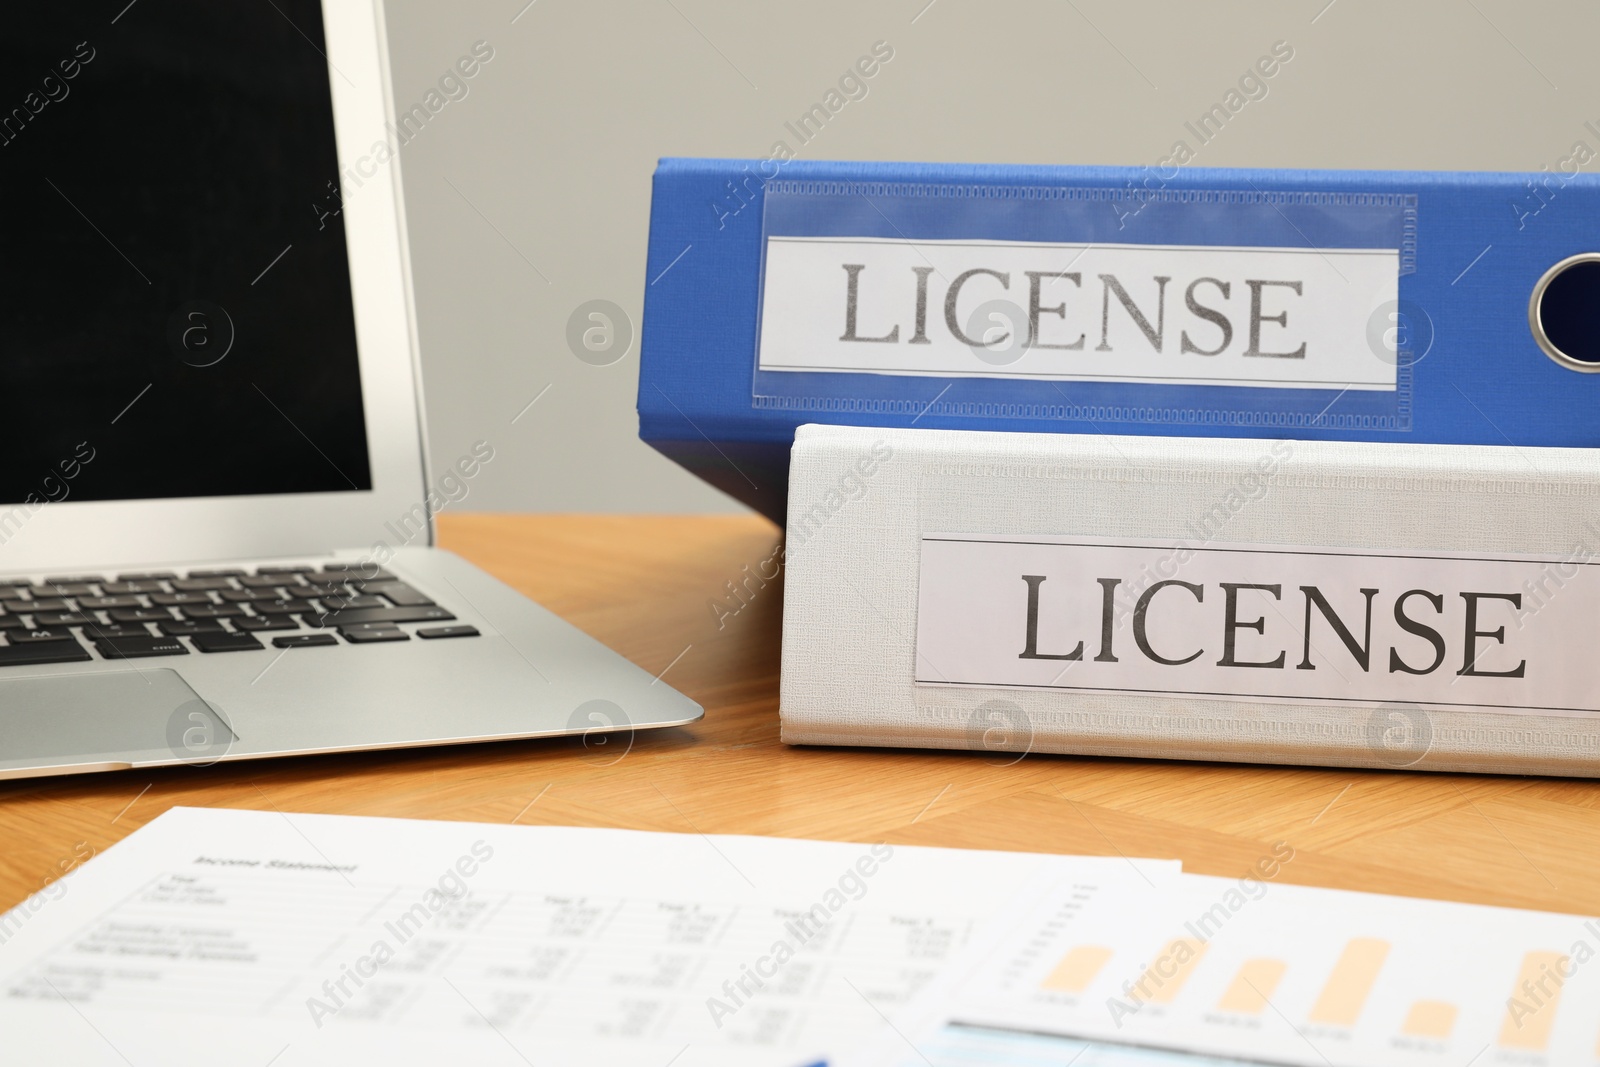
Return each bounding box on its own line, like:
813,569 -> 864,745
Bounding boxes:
0,564 -> 479,667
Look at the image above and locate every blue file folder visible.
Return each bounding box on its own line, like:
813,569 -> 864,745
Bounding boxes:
638,157 -> 1600,521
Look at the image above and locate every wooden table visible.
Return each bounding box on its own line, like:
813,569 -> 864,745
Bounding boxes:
2,515 -> 1595,917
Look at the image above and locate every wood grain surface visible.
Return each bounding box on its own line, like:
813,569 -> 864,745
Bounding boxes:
0,515 -> 1594,918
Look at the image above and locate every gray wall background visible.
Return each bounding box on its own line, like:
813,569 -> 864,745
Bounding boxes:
382,0 -> 1599,515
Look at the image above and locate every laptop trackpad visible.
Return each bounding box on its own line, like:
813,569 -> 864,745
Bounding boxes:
0,669 -> 236,774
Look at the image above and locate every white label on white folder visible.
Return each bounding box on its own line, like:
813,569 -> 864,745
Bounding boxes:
915,534 -> 1600,716
759,237 -> 1399,390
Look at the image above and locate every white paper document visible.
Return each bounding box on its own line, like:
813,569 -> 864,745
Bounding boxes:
848,868 -> 1600,1067
0,807 -> 1176,1067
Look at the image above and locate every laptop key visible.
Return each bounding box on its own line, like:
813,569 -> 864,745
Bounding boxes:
301,580 -> 349,595
95,635 -> 189,659
39,582 -> 96,597
320,594 -> 383,611
34,612 -> 96,627
0,639 -> 90,666
43,575 -> 105,586
257,565 -> 314,575
254,599 -> 313,615
76,595 -> 141,610
239,574 -> 294,589
312,605 -> 455,627
186,568 -> 245,578
369,585 -> 435,607
0,617 -> 23,631
171,577 -> 236,592
231,615 -> 297,631
342,626 -> 409,643
109,607 -> 175,623
102,581 -> 165,595
273,633 -> 339,648
82,623 -> 153,641
190,632 -> 264,653
323,565 -> 395,580
117,571 -> 178,581
182,604 -> 246,619
339,575 -> 399,592
152,592 -> 216,606
10,628 -> 76,644
158,619 -> 225,636
19,598 -> 68,612
417,625 -> 480,640
0,586 -> 27,599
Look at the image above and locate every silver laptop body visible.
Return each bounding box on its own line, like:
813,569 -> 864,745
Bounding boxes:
0,1 -> 701,779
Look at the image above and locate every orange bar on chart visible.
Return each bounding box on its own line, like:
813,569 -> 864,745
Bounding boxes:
1131,938 -> 1208,1005
1402,1000 -> 1458,1039
1216,958 -> 1287,1015
1499,951 -> 1569,1051
1308,938 -> 1390,1026
1041,945 -> 1115,993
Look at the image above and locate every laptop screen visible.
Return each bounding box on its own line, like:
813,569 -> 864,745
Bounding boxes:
2,2 -> 373,507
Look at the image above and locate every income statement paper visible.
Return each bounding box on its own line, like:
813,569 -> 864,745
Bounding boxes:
844,868 -> 1600,1067
0,806 -> 1178,1067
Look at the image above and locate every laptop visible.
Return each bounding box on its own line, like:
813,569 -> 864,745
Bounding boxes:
0,2 -> 702,779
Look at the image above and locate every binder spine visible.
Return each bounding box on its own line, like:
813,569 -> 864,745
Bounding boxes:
780,423 -> 1600,777
641,158 -> 1600,523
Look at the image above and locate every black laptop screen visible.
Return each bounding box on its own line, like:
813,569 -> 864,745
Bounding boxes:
0,2 -> 373,506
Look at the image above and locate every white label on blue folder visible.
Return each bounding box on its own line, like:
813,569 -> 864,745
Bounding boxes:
915,534 -> 1597,716
759,237 -> 1399,389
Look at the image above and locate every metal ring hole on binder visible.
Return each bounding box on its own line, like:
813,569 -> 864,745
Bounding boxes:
1530,253 -> 1600,372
